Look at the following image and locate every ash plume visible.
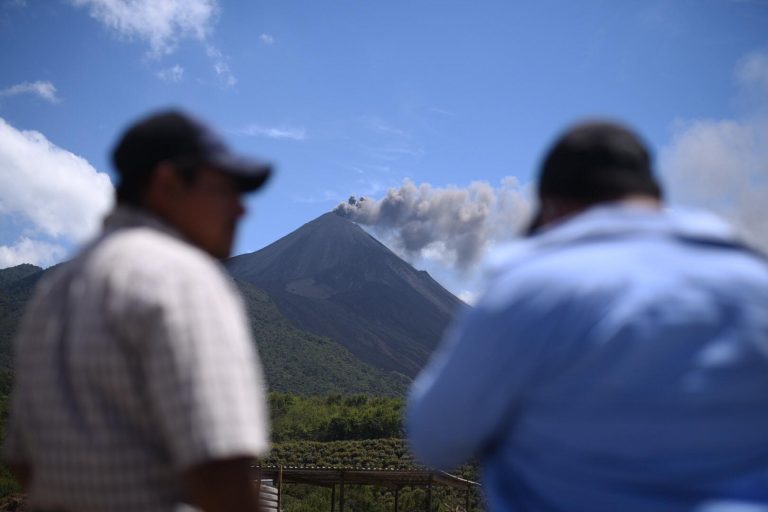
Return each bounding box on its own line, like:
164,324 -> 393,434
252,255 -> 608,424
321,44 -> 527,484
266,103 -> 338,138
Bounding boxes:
661,117 -> 768,253
334,178 -> 531,272
661,50 -> 768,254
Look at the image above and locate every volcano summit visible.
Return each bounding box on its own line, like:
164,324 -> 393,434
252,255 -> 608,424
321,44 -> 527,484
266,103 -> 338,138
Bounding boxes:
227,212 -> 463,379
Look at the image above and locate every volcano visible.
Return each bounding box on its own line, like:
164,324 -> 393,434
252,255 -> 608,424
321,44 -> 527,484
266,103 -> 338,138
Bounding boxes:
227,212 -> 464,378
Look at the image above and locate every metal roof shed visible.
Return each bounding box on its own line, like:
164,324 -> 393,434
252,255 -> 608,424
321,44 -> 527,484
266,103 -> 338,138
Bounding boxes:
256,465 -> 481,512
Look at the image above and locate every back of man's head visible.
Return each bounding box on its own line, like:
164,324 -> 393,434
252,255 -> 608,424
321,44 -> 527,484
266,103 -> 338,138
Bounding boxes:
538,121 -> 662,204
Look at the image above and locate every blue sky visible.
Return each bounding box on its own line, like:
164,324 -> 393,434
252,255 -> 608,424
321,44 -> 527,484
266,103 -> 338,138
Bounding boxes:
1,0 -> 767,299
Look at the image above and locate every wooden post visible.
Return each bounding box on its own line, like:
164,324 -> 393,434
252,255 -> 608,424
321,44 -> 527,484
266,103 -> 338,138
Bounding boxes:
277,465 -> 283,512
331,484 -> 336,512
253,465 -> 261,509
465,484 -> 472,512
465,483 -> 471,512
339,474 -> 345,512
394,486 -> 400,512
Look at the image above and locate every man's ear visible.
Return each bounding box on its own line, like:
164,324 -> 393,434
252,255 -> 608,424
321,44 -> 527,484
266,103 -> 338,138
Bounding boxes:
145,162 -> 183,217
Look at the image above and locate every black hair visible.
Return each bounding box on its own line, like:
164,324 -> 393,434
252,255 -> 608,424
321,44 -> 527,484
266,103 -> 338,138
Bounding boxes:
538,121 -> 662,204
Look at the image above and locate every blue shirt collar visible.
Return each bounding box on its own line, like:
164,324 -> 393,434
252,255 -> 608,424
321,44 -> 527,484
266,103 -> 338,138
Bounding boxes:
487,204 -> 753,275
534,204 -> 739,247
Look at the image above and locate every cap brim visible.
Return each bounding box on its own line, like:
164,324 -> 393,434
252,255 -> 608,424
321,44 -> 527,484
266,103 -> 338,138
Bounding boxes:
209,154 -> 273,192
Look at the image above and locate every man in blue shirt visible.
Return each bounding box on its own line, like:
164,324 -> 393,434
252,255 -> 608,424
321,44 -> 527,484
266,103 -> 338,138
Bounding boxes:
407,121 -> 768,511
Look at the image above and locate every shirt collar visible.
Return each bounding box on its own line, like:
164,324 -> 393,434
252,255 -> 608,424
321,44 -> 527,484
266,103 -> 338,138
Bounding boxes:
533,204 -> 741,248
486,204 -> 751,275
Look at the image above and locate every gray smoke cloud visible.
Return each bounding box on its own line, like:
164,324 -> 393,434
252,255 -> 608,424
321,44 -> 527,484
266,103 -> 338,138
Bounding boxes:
662,118 -> 768,252
337,50 -> 768,276
335,177 -> 532,272
661,50 -> 768,253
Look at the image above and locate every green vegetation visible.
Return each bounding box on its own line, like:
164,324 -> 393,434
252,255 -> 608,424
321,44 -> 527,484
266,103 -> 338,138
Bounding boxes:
276,483 -> 483,512
0,389 -> 482,510
237,281 -> 410,396
0,265 -> 45,370
0,265 -> 411,396
267,438 -> 412,468
0,266 -> 479,509
270,393 -> 404,442
264,439 -> 482,512
0,265 -> 40,290
0,371 -> 21,498
265,394 -> 483,511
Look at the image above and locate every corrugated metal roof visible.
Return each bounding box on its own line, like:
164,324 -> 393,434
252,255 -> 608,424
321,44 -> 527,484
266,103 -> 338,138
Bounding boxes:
256,466 -> 480,490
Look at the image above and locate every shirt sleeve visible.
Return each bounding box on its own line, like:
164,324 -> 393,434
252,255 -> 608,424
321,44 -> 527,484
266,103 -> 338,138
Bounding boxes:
406,278 -> 572,470
125,260 -> 270,471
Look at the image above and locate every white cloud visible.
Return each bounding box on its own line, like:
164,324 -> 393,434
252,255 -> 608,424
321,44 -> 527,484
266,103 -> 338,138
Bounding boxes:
345,163 -> 392,175
0,81 -> 59,103
259,33 -> 275,45
156,64 -> 184,82
241,124 -> 306,141
428,107 -> 456,117
362,143 -> 426,161
368,118 -> 407,136
0,237 -> 66,269
205,44 -> 237,87
736,51 -> 768,95
0,118 -> 114,267
68,0 -> 236,85
69,0 -> 218,57
661,50 -> 768,253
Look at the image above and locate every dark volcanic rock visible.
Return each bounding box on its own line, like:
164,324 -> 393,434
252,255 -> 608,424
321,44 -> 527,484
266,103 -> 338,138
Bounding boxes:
227,212 -> 464,377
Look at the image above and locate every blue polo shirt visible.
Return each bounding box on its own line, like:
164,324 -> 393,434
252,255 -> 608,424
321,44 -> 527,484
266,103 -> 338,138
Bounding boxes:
407,205 -> 768,512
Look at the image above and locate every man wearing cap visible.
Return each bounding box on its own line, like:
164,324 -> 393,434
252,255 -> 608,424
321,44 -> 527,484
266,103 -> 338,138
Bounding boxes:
4,111 -> 272,512
407,121 -> 768,511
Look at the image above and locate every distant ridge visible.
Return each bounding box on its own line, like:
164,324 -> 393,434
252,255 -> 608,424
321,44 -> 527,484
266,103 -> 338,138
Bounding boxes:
0,212 -> 464,394
0,264 -> 46,368
0,259 -> 408,396
228,212 -> 464,377
0,264 -> 41,289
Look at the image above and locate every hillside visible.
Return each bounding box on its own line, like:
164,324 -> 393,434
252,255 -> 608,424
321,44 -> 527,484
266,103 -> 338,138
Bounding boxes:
228,212 -> 464,378
0,264 -> 41,289
0,265 -> 45,369
0,212 -> 464,393
0,264 -> 407,396
237,281 -> 408,396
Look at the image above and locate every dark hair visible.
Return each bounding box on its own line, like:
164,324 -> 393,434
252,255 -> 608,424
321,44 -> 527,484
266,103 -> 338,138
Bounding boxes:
537,121 -> 662,204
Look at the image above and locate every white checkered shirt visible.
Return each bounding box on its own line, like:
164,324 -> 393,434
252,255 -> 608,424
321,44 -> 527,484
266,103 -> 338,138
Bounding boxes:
3,206 -> 269,512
